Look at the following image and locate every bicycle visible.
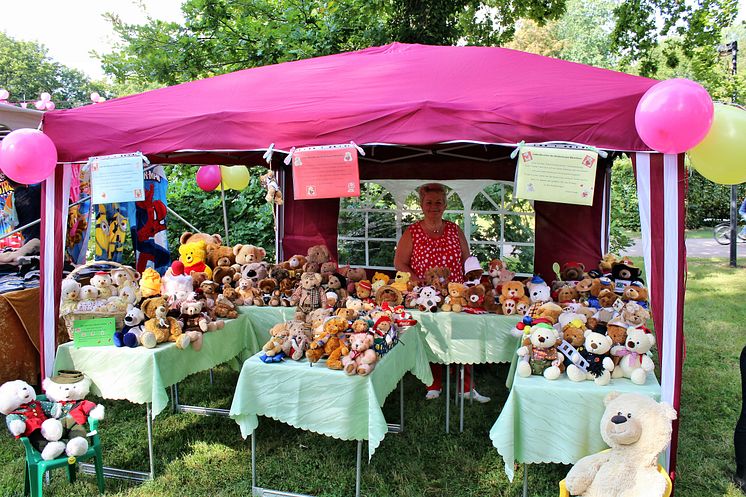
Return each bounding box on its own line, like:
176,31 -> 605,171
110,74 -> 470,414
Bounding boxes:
713,221 -> 746,245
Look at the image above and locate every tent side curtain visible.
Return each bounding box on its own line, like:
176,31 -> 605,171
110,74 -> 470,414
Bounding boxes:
632,152 -> 686,482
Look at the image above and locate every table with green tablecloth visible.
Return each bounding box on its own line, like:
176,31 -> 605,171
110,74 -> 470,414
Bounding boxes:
53,314 -> 258,481
54,314 -> 259,418
237,305 -> 294,345
489,371 -> 661,482
230,323 -> 432,458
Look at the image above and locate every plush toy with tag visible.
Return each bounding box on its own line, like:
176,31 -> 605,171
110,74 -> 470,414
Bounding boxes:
566,326 -> 615,385
516,323 -> 564,380
0,380 -> 67,460
260,170 -> 284,205
342,332 -> 377,376
42,371 -> 105,458
611,326 -> 656,385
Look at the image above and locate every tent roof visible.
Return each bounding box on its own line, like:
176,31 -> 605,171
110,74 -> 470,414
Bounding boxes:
0,104 -> 43,139
43,43 -> 659,163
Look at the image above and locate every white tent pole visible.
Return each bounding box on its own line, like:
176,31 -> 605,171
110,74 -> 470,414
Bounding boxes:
220,179 -> 230,245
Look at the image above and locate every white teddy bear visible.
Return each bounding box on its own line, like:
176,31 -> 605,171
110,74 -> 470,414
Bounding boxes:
0,380 -> 67,460
611,327 -> 656,385
565,392 -> 676,497
567,328 -> 615,386
414,286 -> 441,312
516,323 -> 564,380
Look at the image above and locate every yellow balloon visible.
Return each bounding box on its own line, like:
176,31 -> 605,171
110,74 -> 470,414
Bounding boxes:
688,103 -> 746,185
220,165 -> 250,190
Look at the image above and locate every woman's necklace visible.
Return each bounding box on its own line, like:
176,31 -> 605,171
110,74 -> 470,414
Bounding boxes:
423,220 -> 444,234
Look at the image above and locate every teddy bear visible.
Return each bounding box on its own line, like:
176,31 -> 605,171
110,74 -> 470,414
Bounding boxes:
375,285 -> 403,308
290,272 -> 325,320
342,332 -> 377,376
141,296 -> 188,349
556,284 -> 580,305
213,263 -> 238,290
585,277 -> 615,308
369,271 -> 388,292
200,280 -> 220,302
414,286 -> 441,312
60,279 -> 82,314
306,307 -> 333,332
324,272 -> 348,307
464,284 -> 487,312
526,275 -> 551,304
611,327 -> 656,385
598,253 -> 618,275
90,271 -> 116,299
565,392 -> 676,497
281,320 -> 313,360
114,304 -> 146,348
558,312 -> 588,369
0,380 -> 67,460
223,283 -> 246,306
281,254 -> 307,274
488,259 -> 515,292
319,261 -> 337,284
214,294 -> 238,319
560,261 -> 586,282
605,318 -> 629,370
306,315 -> 349,369
178,300 -> 224,349
255,278 -> 276,304
111,267 -> 140,290
260,170 -> 284,205
516,323 -> 564,380
390,271 -> 412,292
499,281 -> 529,315
305,244 -> 331,269
423,267 -> 450,295
340,266 -> 367,295
597,288 -> 620,309
78,284 -> 100,304
160,272 -> 194,301
354,279 -> 373,302
441,282 -> 468,312
234,244 -> 267,265
205,242 -> 236,269
611,258 -> 643,283
482,287 -> 501,313
180,232 -> 223,247
622,282 -> 649,308
620,301 -> 651,327
172,240 -> 212,279
42,372 -> 105,459
236,277 -> 263,306
566,326 -> 615,385
261,322 -> 290,362
241,261 -> 270,284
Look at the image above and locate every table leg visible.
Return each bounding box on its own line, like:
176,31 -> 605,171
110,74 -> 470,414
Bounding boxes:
522,464 -> 528,497
251,429 -> 256,492
445,364 -> 450,434
470,365 -> 474,405
209,368 -> 214,385
80,403 -> 154,482
355,440 -> 363,497
459,365 -> 465,433
173,379 -> 230,417
400,378 -> 404,432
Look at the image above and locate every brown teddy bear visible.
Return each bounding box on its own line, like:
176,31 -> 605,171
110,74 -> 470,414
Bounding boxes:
141,297 -> 188,349
622,282 -> 649,305
560,262 -> 586,281
214,294 -> 238,319
280,254 -> 307,274
306,315 -> 349,369
234,244 -> 267,265
620,301 -> 651,327
262,322 -> 290,358
260,170 -> 284,205
320,261 -> 337,284
325,273 -> 348,307
180,232 -> 223,247
340,266 -> 367,295
236,277 -> 263,306
556,284 -> 580,305
598,253 -> 618,274
423,267 -> 450,296
223,285 -> 245,306
205,242 -> 236,269
482,287 -> 501,313
441,282 -> 468,312
597,288 -> 620,308
281,320 -> 312,360
465,284 -> 487,311
290,272 -> 325,320
499,281 -> 529,315
240,262 -> 270,283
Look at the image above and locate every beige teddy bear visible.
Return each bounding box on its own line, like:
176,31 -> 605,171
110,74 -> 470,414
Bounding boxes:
565,392 -> 676,497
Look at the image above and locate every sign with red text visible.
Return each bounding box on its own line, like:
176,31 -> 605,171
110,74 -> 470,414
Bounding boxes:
291,144 -> 360,200
515,146 -> 598,206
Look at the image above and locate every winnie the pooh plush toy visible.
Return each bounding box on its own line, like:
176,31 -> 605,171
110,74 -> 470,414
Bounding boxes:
171,240 -> 212,279
565,392 -> 676,497
42,372 -> 105,459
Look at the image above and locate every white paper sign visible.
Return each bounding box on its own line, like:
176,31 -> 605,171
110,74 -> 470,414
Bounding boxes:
90,153 -> 146,204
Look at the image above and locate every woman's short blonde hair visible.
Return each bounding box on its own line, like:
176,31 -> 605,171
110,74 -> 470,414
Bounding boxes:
418,183 -> 447,205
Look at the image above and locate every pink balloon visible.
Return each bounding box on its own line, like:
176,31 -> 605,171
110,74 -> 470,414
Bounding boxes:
196,165 -> 222,192
45,101 -> 55,111
90,92 -> 100,102
34,100 -> 45,110
0,129 -> 58,184
40,92 -> 51,102
0,89 -> 8,100
635,78 -> 714,154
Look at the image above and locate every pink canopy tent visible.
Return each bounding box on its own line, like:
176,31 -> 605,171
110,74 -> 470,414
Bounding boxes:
40,43 -> 686,482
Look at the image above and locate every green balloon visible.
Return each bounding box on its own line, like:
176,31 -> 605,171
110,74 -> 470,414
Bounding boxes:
688,103 -> 746,185
220,165 -> 250,190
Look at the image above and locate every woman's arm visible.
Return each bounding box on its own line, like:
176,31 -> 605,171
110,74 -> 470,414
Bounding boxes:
456,225 -> 470,264
394,228 -> 420,285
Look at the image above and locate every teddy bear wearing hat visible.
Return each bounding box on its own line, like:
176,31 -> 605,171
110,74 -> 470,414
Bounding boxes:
42,371 -> 105,458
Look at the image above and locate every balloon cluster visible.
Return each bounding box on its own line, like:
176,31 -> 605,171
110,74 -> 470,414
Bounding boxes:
90,92 -> 106,104
34,92 -> 55,111
635,78 -> 746,185
196,165 -> 249,191
0,88 -> 9,106
0,128 -> 58,184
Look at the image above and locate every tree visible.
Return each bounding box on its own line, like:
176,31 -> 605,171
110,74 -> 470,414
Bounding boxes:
0,32 -> 97,108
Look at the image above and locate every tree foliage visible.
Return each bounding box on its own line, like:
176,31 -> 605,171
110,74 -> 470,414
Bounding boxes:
0,32 -> 98,108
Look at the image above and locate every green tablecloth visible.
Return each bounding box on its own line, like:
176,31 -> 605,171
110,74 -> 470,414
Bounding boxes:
237,306 -> 294,345
229,325 -> 433,459
54,315 -> 258,418
411,311 -> 520,364
489,371 -> 661,481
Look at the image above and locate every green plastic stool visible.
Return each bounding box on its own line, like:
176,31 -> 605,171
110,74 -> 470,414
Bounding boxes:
19,399 -> 104,497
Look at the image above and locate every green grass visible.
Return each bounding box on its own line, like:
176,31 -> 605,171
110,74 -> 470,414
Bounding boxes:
2,258 -> 745,496
625,228 -> 714,240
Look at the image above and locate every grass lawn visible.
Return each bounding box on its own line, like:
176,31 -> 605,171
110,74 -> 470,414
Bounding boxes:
1,257 -> 744,496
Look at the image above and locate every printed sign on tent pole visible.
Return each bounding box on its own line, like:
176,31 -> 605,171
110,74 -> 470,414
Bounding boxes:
89,153 -> 146,205
514,146 -> 598,206
291,144 -> 360,200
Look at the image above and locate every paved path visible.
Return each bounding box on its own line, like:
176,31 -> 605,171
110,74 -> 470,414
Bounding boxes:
626,237 -> 746,258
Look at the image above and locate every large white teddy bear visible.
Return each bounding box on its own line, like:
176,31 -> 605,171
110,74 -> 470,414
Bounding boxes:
0,380 -> 66,460
565,392 -> 676,497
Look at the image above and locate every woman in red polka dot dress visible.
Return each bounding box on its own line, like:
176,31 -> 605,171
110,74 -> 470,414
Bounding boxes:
394,183 -> 490,403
